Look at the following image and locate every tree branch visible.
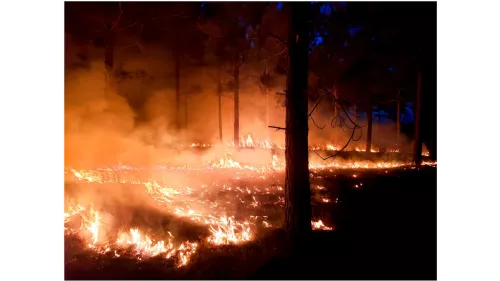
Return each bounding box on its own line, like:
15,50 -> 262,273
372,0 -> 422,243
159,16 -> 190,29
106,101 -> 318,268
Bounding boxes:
259,46 -> 288,61
110,2 -> 124,31
309,88 -> 369,161
310,115 -> 326,129
268,126 -> 286,131
268,32 -> 288,45
307,92 -> 330,129
313,123 -> 359,161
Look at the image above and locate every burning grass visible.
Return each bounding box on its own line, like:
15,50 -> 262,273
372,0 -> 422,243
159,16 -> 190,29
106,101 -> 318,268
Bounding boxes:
65,143 -> 436,272
64,151 -> 431,267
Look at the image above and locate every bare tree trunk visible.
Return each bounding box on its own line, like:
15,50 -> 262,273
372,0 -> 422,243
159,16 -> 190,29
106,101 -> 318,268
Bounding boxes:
396,88 -> 401,146
265,88 -> 269,140
175,54 -> 181,130
217,65 -> 223,143
104,32 -> 115,73
104,31 -> 116,93
233,65 -> 240,149
366,98 -> 373,152
413,71 -> 423,166
184,93 -> 188,130
284,2 -> 311,247
332,87 -> 338,118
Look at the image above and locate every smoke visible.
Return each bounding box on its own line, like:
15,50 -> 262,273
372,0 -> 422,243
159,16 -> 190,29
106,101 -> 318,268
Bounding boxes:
64,56 -> 412,168
64,37 -> 414,234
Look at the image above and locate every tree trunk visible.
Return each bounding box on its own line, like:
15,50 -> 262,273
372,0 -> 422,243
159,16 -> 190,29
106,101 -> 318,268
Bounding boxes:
396,88 -> 401,146
284,2 -> 311,247
104,30 -> 116,93
184,93 -> 188,130
332,87 -> 338,118
175,54 -> 181,130
233,65 -> 240,149
366,98 -> 373,152
217,65 -> 223,143
265,88 -> 269,140
413,71 -> 423,166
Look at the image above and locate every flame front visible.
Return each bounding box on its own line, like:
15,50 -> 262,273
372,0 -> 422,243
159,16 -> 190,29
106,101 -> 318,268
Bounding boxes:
65,139 -> 435,268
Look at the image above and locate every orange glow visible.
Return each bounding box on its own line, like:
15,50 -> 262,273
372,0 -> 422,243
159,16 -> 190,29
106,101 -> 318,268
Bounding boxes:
65,140 -> 436,267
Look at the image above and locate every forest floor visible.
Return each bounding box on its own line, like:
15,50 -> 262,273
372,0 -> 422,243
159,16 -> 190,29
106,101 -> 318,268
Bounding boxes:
65,164 -> 436,280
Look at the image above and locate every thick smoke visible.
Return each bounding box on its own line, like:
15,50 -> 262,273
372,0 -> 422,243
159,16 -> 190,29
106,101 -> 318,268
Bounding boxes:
64,41 -> 411,169
64,35 -> 418,241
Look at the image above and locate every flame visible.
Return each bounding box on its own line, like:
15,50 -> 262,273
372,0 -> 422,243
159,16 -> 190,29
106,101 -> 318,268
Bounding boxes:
115,228 -> 198,266
175,137 -> 430,157
209,152 -> 242,169
66,206 -> 198,267
83,209 -> 100,245
312,220 -> 334,231
207,217 -> 252,245
65,142 -> 436,267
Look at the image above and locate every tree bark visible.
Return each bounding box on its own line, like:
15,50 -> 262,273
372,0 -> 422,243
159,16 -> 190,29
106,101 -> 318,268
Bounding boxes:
175,54 -> 181,130
217,65 -> 223,143
413,71 -> 423,166
284,2 -> 311,247
366,98 -> 373,152
233,65 -> 240,149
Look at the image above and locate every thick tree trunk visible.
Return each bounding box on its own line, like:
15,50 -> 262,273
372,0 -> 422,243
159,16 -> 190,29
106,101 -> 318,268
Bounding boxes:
233,65 -> 240,149
366,98 -> 373,152
413,71 -> 423,166
284,2 -> 311,246
217,65 -> 223,143
175,54 -> 181,130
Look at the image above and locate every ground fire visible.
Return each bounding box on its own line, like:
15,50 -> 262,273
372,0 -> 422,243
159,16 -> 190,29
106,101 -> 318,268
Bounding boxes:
65,139 -> 436,268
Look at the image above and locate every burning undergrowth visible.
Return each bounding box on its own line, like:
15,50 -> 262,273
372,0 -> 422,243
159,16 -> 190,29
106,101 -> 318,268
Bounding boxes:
65,149 -> 436,271
64,63 -> 436,273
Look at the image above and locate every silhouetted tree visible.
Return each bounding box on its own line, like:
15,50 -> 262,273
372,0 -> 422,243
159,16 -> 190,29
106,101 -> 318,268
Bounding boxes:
284,2 -> 312,247
65,2 -> 141,83
197,3 -> 269,148
202,36 -> 226,142
146,2 -> 206,130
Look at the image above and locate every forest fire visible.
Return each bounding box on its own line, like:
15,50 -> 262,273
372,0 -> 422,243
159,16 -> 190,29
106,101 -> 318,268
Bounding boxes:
65,148 -> 436,267
62,2 -> 438,278
65,206 -> 199,267
185,133 -> 430,155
